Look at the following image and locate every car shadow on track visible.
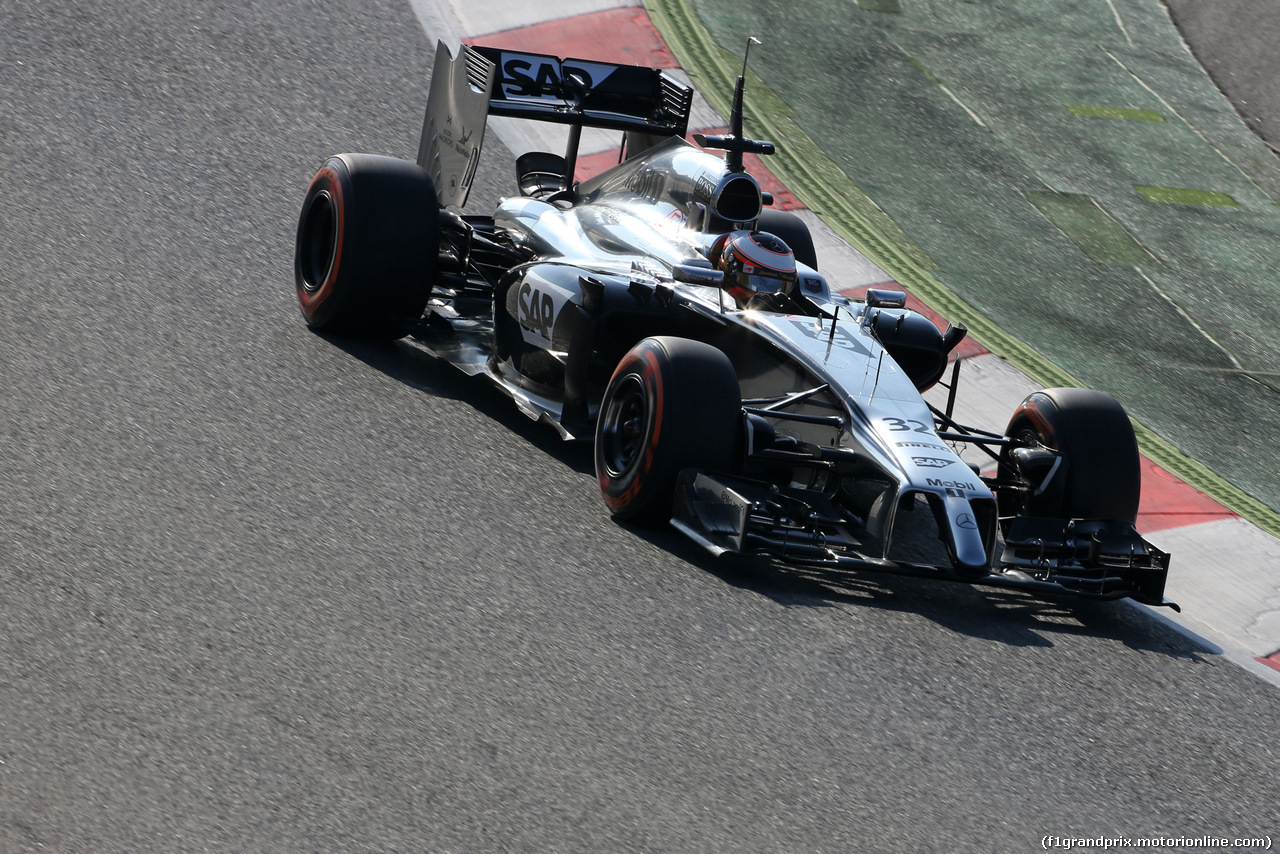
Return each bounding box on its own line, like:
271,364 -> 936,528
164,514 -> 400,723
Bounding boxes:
315,330 -> 596,475
320,330 -> 1211,664
622,519 -> 1215,662
314,330 -> 482,400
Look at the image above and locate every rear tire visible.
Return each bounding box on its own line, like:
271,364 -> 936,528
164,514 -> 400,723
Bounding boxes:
294,153 -> 440,339
998,387 -> 1141,531
595,337 -> 741,522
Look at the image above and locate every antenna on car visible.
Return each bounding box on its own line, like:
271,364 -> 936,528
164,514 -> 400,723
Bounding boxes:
726,37 -> 760,173
691,37 -> 775,172
741,36 -> 760,79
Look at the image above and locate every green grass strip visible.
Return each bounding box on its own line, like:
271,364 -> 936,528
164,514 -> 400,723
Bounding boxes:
1135,185 -> 1240,206
1066,104 -> 1165,122
645,0 -> 1280,536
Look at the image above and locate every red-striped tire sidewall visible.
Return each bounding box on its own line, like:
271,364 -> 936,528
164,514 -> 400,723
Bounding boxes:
595,336 -> 740,522
295,161 -> 345,325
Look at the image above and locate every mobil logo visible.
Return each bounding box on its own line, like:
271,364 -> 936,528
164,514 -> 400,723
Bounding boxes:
927,477 -> 979,492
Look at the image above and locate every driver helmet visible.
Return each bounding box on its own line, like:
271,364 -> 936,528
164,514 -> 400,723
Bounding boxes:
712,230 -> 798,303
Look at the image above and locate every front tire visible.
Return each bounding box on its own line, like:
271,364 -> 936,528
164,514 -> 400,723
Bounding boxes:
595,337 -> 741,522
294,153 -> 440,339
997,387 -> 1141,531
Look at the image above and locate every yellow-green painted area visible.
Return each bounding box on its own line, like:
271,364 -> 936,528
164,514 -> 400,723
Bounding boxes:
1023,192 -> 1158,266
1135,185 -> 1241,206
1066,104 -> 1165,122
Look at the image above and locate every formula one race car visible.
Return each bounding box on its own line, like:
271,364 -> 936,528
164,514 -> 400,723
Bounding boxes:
292,41 -> 1175,608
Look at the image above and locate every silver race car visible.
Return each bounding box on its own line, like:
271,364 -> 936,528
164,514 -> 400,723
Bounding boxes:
293,41 -> 1175,608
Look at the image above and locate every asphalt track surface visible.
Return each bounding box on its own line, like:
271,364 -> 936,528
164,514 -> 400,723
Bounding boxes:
1166,0 -> 1280,152
1,2 -> 1278,852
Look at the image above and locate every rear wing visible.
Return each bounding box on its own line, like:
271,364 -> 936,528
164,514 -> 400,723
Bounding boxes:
469,46 -> 693,135
418,42 -> 693,208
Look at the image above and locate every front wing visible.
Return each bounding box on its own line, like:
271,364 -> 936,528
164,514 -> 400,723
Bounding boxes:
672,470 -> 1177,609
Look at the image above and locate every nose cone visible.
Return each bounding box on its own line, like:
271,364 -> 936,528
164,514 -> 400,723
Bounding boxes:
944,494 -> 991,573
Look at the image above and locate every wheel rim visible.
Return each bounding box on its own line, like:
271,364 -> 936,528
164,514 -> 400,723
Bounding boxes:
999,423 -> 1059,528
298,190 -> 337,293
600,373 -> 649,477
1006,427 -> 1042,515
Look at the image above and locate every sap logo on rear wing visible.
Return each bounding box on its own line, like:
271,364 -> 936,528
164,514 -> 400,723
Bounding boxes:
467,44 -> 693,136
494,52 -> 619,105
